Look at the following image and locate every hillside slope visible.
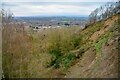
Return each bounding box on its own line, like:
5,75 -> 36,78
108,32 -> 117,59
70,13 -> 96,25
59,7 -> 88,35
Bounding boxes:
2,14 -> 119,78
64,14 -> 119,78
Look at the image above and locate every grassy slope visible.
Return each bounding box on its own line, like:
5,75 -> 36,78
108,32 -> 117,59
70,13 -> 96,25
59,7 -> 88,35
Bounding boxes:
2,14 -> 119,78
65,14 -> 119,78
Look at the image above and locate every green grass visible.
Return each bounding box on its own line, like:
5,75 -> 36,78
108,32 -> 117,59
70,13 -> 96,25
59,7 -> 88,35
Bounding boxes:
49,53 -> 76,69
47,44 -> 76,69
71,35 -> 81,48
95,38 -> 108,54
61,53 -> 76,69
95,27 -> 115,54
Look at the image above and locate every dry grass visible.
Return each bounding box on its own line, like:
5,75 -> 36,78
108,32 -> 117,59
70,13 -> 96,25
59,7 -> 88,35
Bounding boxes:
2,24 -> 82,78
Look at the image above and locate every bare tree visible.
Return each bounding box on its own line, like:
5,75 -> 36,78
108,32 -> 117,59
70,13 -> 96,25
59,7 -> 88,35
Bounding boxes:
1,9 -> 14,25
88,0 -> 120,25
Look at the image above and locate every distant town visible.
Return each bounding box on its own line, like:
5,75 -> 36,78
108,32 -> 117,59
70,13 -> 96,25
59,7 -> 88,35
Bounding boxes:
15,16 -> 88,31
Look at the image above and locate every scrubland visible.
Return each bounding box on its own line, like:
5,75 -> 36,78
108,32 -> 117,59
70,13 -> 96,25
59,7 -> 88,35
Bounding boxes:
2,14 -> 119,78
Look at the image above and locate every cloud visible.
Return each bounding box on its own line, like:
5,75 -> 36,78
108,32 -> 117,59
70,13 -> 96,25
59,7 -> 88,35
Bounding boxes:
3,0 -> 117,2
3,1 -> 116,16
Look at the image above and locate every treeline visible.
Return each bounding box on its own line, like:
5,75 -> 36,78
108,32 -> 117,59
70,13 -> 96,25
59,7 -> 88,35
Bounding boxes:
87,0 -> 120,26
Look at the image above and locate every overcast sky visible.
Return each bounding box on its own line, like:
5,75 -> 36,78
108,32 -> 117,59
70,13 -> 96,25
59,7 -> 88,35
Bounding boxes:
2,0 -> 117,17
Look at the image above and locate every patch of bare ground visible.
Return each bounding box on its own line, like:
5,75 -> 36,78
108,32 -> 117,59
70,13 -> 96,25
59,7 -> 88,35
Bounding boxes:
90,15 -> 118,42
64,35 -> 118,78
104,15 -> 118,26
64,48 -> 96,78
93,37 -> 118,78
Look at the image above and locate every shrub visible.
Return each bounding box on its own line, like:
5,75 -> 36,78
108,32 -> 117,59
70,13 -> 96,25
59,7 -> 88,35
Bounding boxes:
71,36 -> 81,48
47,46 -> 62,68
49,47 -> 62,59
61,53 -> 76,69
47,48 -> 76,69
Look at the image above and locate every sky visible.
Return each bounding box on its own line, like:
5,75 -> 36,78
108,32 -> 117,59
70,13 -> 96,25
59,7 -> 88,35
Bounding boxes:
2,0 -> 117,17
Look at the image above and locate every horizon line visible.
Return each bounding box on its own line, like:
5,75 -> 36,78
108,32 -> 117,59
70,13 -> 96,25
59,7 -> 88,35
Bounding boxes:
15,15 -> 89,17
